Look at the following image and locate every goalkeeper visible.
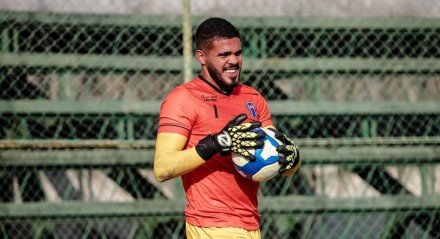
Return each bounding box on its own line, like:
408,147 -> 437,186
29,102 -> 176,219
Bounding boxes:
154,17 -> 301,239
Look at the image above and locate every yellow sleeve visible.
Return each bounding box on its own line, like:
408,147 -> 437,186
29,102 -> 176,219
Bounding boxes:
153,132 -> 205,182
264,125 -> 301,177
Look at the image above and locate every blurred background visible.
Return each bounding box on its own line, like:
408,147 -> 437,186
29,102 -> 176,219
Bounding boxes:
0,0 -> 439,238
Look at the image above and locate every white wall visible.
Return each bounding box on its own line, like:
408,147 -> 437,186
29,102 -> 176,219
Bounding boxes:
1,0 -> 439,17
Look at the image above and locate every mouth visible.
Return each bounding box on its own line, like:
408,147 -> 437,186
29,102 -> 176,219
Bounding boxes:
224,67 -> 239,79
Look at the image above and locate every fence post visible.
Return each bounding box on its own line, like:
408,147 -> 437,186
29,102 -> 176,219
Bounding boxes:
182,0 -> 192,83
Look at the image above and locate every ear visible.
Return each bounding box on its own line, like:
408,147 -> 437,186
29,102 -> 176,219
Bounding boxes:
195,50 -> 206,65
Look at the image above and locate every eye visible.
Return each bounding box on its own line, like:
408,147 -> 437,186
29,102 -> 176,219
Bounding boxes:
218,52 -> 231,58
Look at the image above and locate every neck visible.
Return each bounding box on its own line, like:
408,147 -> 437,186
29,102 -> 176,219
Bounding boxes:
198,74 -> 233,95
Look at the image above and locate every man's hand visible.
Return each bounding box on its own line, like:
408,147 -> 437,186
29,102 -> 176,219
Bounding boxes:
195,113 -> 265,161
268,128 -> 301,175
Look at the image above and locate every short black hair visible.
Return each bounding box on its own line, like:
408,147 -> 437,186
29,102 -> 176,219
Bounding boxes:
195,17 -> 240,50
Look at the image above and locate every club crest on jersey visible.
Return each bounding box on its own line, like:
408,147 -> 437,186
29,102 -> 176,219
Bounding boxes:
246,102 -> 257,118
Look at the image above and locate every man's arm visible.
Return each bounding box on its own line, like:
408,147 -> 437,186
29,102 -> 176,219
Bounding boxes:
154,132 -> 205,182
154,113 -> 264,182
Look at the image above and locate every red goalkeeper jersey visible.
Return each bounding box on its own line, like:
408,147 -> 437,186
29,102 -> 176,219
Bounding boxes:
158,76 -> 273,230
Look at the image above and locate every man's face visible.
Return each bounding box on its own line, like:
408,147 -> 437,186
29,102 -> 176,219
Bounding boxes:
200,37 -> 242,92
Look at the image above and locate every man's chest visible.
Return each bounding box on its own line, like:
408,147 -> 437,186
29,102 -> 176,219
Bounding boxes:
192,94 -> 260,134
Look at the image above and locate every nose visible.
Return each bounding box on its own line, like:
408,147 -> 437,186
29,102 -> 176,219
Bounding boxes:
228,54 -> 241,65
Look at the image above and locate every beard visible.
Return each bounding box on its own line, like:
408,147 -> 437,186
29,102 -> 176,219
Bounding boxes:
207,62 -> 240,92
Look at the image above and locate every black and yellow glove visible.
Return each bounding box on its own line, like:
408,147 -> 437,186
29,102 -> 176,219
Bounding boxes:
195,113 -> 265,161
268,128 -> 301,174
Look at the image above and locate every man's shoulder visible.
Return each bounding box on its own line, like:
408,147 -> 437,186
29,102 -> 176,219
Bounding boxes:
163,80 -> 201,102
166,82 -> 191,97
235,83 -> 261,95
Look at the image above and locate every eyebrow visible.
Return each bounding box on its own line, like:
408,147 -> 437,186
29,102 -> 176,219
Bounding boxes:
217,49 -> 242,57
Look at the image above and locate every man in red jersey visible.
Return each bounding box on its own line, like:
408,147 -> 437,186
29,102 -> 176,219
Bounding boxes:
154,17 -> 301,238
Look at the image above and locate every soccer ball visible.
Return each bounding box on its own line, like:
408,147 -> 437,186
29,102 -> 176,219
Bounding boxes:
232,127 -> 283,182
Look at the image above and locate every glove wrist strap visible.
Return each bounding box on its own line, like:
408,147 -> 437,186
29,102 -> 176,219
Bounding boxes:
195,135 -> 219,161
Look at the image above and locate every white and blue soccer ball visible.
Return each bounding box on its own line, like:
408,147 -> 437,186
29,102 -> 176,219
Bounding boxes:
232,127 -> 283,182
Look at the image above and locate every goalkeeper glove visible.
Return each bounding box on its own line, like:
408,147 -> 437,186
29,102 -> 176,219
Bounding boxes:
195,113 -> 265,161
268,128 -> 301,174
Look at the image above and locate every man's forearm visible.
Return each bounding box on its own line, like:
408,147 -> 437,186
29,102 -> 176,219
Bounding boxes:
154,146 -> 205,182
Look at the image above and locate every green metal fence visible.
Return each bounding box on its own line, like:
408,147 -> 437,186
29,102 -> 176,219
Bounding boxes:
0,8 -> 439,239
